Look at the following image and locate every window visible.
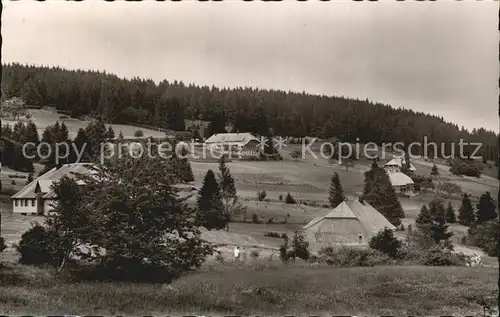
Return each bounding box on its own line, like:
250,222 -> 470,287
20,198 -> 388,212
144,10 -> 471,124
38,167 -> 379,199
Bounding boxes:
32,199 -> 36,207
15,200 -> 18,207
25,199 -> 29,206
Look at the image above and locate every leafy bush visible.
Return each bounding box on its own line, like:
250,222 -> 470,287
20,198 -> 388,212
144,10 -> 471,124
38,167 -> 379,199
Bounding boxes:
251,213 -> 260,224
215,251 -> 225,263
438,182 -> 462,198
257,190 -> 267,201
450,159 -> 481,177
369,228 -> 402,258
264,231 -> 285,238
250,250 -> 260,258
134,129 -> 144,137
421,246 -> 466,266
465,220 -> 499,257
285,193 -> 296,204
318,246 -> 391,267
291,231 -> 310,261
278,194 -> 283,202
16,224 -> 64,266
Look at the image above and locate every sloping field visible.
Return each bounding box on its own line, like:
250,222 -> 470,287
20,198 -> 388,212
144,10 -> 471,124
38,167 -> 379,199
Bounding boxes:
2,108 -> 166,139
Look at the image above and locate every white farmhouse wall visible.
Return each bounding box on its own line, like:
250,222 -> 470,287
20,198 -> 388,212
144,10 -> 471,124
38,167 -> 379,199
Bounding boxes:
12,199 -> 38,214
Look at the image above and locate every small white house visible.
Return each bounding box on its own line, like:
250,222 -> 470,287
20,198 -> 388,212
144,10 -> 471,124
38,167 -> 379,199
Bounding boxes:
11,163 -> 92,215
384,157 -> 416,173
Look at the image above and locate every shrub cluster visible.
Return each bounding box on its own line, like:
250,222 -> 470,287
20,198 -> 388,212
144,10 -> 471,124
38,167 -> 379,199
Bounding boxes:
264,232 -> 288,239
317,246 -> 391,267
450,159 -> 482,177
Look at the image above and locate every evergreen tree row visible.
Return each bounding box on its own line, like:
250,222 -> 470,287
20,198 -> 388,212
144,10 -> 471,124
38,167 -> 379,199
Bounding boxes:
2,63 -> 498,161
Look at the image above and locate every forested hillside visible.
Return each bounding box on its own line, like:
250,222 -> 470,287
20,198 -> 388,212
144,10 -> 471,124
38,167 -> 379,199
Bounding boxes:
2,63 -> 498,160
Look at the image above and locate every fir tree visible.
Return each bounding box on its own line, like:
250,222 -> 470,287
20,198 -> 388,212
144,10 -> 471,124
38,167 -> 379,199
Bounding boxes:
362,166 -> 405,226
25,121 -> 40,144
426,199 -> 453,244
57,122 -> 70,143
458,193 -> 475,226
445,202 -> 457,223
72,128 -> 91,163
218,155 -> 237,200
416,205 -> 432,228
26,173 -> 34,185
431,164 -> 439,177
264,132 -> 277,155
328,172 -> 345,208
106,126 -> 116,140
476,191 -> 497,223
196,170 -> 227,230
174,145 -> 194,183
291,230 -> 310,261
369,228 -> 401,258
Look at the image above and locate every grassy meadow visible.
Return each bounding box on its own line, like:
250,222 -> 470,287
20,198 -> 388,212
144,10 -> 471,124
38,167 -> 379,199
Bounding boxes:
0,262 -> 497,316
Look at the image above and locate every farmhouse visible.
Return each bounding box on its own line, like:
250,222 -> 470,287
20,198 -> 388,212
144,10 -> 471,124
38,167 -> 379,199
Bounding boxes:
11,163 -> 92,215
387,171 -> 416,196
384,156 -> 416,172
383,157 -> 416,196
184,119 -> 210,140
303,198 -> 395,250
204,132 -> 260,156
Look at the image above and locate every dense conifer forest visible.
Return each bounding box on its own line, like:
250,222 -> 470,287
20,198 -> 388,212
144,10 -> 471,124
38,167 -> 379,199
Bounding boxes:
1,63 -> 498,160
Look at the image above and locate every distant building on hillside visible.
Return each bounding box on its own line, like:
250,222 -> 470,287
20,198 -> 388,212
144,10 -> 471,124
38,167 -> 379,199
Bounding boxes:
184,119 -> 210,140
383,156 -> 416,196
387,171 -> 416,196
384,156 -> 416,172
303,198 -> 395,250
11,163 -> 92,215
204,132 -> 260,157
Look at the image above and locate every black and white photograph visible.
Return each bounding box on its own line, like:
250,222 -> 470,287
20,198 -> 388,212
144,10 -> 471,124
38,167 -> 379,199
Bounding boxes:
0,0 -> 499,315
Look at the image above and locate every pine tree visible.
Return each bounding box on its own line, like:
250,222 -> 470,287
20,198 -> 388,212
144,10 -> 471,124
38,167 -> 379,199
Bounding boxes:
174,146 -> 194,183
196,170 -> 226,230
218,155 -> 237,200
57,122 -> 70,143
431,164 -> 439,177
291,230 -> 310,261
426,199 -> 453,244
445,202 -> 457,223
362,166 -> 405,226
264,132 -> 276,155
12,121 -> 26,143
106,126 -> 116,140
72,128 -> 91,163
26,173 -> 34,184
25,121 -> 40,144
328,172 -> 345,208
476,191 -> 497,223
371,159 -> 378,169
416,205 -> 432,228
458,193 -> 475,226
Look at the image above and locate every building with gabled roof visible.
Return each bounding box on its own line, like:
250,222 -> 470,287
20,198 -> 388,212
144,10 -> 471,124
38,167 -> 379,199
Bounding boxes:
384,156 -> 417,172
303,198 -> 395,250
204,132 -> 261,157
11,163 -> 92,215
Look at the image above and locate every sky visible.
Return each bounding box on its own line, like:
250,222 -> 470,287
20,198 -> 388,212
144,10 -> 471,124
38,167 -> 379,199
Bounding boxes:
2,0 -> 499,132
